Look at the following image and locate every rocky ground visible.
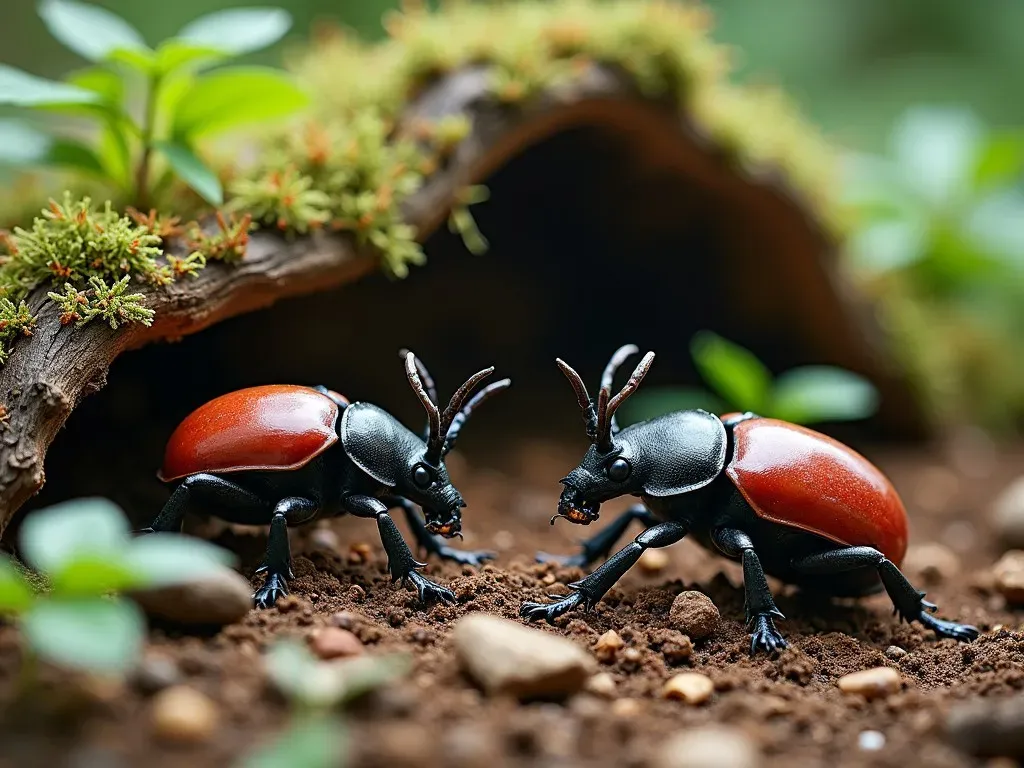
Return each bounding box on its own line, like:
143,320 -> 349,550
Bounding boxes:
2,434 -> 1024,768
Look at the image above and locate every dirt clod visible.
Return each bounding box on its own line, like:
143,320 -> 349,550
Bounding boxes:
149,686 -> 219,744
309,627 -> 364,659
668,590 -> 720,640
662,672 -> 714,704
837,667 -> 902,699
653,726 -> 760,768
452,612 -> 596,699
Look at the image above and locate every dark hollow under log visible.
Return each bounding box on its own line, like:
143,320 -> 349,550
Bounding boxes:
0,63 -> 924,539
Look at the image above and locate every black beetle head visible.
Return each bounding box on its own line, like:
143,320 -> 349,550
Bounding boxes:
552,346 -> 728,526
399,454 -> 466,537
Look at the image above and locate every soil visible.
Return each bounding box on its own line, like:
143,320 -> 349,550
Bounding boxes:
2,435 -> 1024,768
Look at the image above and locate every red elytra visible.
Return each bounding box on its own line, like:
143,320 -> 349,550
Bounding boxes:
159,385 -> 346,482
725,417 -> 909,565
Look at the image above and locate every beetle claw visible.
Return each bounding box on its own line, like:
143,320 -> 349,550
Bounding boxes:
748,614 -> 788,656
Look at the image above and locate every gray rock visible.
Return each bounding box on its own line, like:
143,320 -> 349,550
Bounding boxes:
947,694 -> 1024,758
993,477 -> 1024,550
130,568 -> 252,626
653,726 -> 760,768
452,613 -> 596,700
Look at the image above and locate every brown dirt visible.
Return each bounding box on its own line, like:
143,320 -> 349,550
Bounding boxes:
2,436 -> 1024,768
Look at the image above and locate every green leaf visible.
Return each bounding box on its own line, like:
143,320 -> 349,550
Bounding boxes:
22,598 -> 144,673
243,714 -> 347,768
0,64 -> 100,107
47,139 -> 106,175
19,497 -> 129,576
974,134 -> 1024,190
891,107 -> 983,207
50,555 -> 139,597
66,66 -> 124,106
0,556 -> 34,614
155,141 -> 223,205
125,533 -> 236,587
771,366 -> 880,424
171,67 -> 309,139
106,47 -> 157,72
0,120 -> 52,165
617,387 -> 727,427
690,331 -> 772,413
37,0 -> 149,63
177,8 -> 292,56
154,40 -> 226,75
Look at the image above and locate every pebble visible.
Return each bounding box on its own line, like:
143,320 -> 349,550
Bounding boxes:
885,645 -> 907,661
903,543 -> 960,585
662,672 -> 714,705
584,672 -> 617,698
653,726 -> 760,768
452,613 -> 596,699
150,686 -> 219,744
946,694 -> 1024,757
611,698 -> 642,718
441,722 -> 500,768
993,551 -> 1024,604
651,629 -> 693,663
837,667 -> 901,699
309,627 -> 364,660
638,549 -> 669,574
992,477 -> 1024,549
668,591 -> 720,640
858,730 -> 886,751
593,630 -> 625,663
130,568 -> 252,626
133,653 -> 182,694
307,526 -> 339,552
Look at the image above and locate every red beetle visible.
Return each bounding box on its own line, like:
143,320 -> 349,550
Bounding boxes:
521,345 -> 978,654
140,354 -> 509,608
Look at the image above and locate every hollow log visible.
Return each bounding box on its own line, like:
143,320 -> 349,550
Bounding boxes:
0,63 -> 924,538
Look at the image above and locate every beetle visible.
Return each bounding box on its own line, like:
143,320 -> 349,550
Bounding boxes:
139,350 -> 510,608
520,344 -> 978,654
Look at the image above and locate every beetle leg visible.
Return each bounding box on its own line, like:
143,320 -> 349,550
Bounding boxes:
536,504 -> 659,568
385,496 -> 495,567
136,472 -> 267,535
345,494 -> 456,606
253,497 -> 319,609
712,527 -> 788,656
791,547 -> 979,642
520,520 -> 688,624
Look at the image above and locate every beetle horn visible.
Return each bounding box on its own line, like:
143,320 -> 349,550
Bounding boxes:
441,366 -> 494,435
404,351 -> 442,456
596,349 -> 655,450
556,358 -> 599,443
399,348 -> 437,405
443,377 -> 511,455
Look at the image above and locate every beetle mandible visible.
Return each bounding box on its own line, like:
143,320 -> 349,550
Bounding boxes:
140,350 -> 509,608
520,344 -> 978,654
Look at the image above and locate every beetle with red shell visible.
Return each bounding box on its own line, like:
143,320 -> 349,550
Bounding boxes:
141,351 -> 509,609
521,344 -> 978,654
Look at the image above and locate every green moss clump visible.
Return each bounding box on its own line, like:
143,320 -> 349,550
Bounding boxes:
0,299 -> 37,364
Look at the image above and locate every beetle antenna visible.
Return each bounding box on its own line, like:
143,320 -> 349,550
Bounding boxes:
404,352 -> 441,456
597,351 -> 655,449
398,348 -> 437,405
556,358 -> 598,443
440,366 -> 494,435
443,378 -> 511,455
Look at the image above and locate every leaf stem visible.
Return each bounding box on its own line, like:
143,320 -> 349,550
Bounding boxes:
133,71 -> 163,208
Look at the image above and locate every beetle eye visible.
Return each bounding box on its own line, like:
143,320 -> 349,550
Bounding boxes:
413,465 -> 432,488
607,457 -> 631,482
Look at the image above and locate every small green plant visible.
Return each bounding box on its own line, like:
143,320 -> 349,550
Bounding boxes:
0,496 -> 234,674
241,640 -> 410,768
622,331 -> 879,426
0,1 -> 307,208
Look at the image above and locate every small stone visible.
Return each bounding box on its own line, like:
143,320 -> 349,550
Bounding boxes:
662,672 -> 714,705
668,591 -> 720,640
309,627 -> 364,660
858,730 -> 886,751
329,610 -> 363,630
452,613 -> 596,699
611,698 -> 642,718
650,629 -> 693,664
133,653 -> 182,694
441,722 -> 500,768
584,672 -> 616,699
150,686 -> 219,744
593,630 -> 625,663
307,526 -> 339,552
885,646 -> 907,661
620,647 -> 643,671
130,568 -> 252,626
348,542 -> 372,564
837,667 -> 901,699
992,478 -> 1024,550
903,543 -> 960,585
653,726 -> 760,768
993,551 -> 1024,604
946,694 -> 1024,757
492,530 -> 516,551
638,549 -> 669,574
